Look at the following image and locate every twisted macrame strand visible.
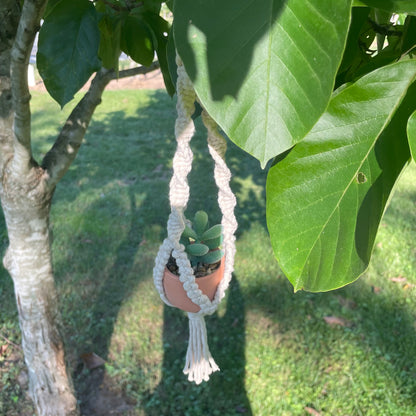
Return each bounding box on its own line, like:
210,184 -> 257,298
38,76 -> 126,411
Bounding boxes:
153,56 -> 237,384
201,110 -> 237,307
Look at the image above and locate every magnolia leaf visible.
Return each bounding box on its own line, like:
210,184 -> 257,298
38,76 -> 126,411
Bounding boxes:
120,15 -> 155,66
139,0 -> 164,14
142,13 -> 175,96
43,0 -> 63,18
37,0 -> 101,107
358,0 -> 416,15
98,14 -> 122,71
174,0 -> 352,166
408,110 -> 416,161
323,316 -> 352,327
266,61 -> 416,292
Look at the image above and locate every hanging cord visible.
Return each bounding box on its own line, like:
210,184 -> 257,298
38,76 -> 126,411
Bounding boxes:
153,56 -> 237,384
201,110 -> 238,306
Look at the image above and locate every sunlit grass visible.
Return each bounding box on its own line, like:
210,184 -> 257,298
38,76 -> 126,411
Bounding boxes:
1,89 -> 416,415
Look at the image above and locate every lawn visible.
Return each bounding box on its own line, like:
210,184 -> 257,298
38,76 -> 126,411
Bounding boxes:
1,88 -> 416,416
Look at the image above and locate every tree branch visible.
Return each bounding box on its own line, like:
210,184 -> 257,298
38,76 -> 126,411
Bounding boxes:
111,61 -> 160,80
42,69 -> 112,188
0,0 -> 20,175
10,0 -> 47,173
42,62 -> 161,189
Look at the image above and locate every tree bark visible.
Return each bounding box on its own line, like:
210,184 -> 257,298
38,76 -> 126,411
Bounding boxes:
1,1 -> 79,415
1,2 -> 161,414
1,167 -> 79,416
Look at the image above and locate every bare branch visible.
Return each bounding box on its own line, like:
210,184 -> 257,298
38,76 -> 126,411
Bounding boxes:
42,68 -> 113,188
10,0 -> 47,173
111,61 -> 160,80
42,61 -> 162,189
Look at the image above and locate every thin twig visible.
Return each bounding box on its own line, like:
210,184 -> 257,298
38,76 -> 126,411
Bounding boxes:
0,332 -> 22,350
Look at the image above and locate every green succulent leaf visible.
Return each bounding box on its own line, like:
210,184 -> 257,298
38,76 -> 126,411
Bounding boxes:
37,0 -> 101,107
201,250 -> 224,265
408,110 -> 416,161
199,250 -> 224,264
174,0 -> 352,166
204,235 -> 224,251
186,243 -> 209,257
266,60 -> 416,292
201,224 -> 223,241
193,211 -> 208,236
182,225 -> 198,241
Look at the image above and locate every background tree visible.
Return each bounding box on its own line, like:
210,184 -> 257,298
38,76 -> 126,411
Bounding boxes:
1,0 -> 416,414
0,0 -> 166,414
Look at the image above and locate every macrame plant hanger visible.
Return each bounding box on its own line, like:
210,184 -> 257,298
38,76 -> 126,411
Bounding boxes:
153,55 -> 238,385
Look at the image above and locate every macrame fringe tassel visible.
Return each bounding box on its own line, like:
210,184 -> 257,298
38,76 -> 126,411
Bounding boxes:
183,313 -> 219,384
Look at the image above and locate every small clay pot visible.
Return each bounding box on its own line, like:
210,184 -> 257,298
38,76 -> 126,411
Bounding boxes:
162,257 -> 225,313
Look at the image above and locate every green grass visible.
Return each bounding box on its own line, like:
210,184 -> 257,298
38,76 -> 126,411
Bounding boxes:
1,89 -> 416,415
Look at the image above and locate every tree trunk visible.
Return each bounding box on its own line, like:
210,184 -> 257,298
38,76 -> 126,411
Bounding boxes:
1,163 -> 79,416
1,2 -> 79,414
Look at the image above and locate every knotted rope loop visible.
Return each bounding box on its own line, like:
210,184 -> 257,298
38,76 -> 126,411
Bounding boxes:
153,53 -> 238,383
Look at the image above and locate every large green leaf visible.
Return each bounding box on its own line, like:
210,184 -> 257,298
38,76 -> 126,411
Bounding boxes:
408,110 -> 416,160
357,0 -> 416,15
174,0 -> 352,166
142,13 -> 175,96
37,0 -> 101,107
98,14 -> 122,71
266,61 -> 416,292
120,15 -> 155,66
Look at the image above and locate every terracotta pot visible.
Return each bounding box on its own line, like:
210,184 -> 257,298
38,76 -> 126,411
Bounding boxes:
163,257 -> 225,313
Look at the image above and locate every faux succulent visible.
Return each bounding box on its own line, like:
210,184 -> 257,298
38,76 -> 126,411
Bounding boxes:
180,211 -> 224,267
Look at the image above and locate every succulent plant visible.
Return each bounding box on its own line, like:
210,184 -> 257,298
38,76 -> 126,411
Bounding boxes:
180,210 -> 224,267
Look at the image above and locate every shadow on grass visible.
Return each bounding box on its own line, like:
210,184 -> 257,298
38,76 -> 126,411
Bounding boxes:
40,89 -> 261,414
144,277 -> 252,416
242,269 -> 416,409
144,278 -> 252,416
9,89 -> 414,415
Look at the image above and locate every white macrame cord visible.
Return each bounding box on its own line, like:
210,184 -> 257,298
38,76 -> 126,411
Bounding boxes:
153,56 -> 237,384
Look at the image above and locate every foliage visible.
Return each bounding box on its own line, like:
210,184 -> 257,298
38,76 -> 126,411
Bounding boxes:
37,0 -> 174,106
173,0 -> 353,166
36,1 -> 416,292
3,90 -> 416,414
181,210 -> 224,267
267,61 -> 416,291
170,2 -> 416,291
37,0 -> 101,107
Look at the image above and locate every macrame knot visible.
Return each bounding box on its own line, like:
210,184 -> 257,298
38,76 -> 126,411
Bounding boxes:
153,51 -> 237,384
